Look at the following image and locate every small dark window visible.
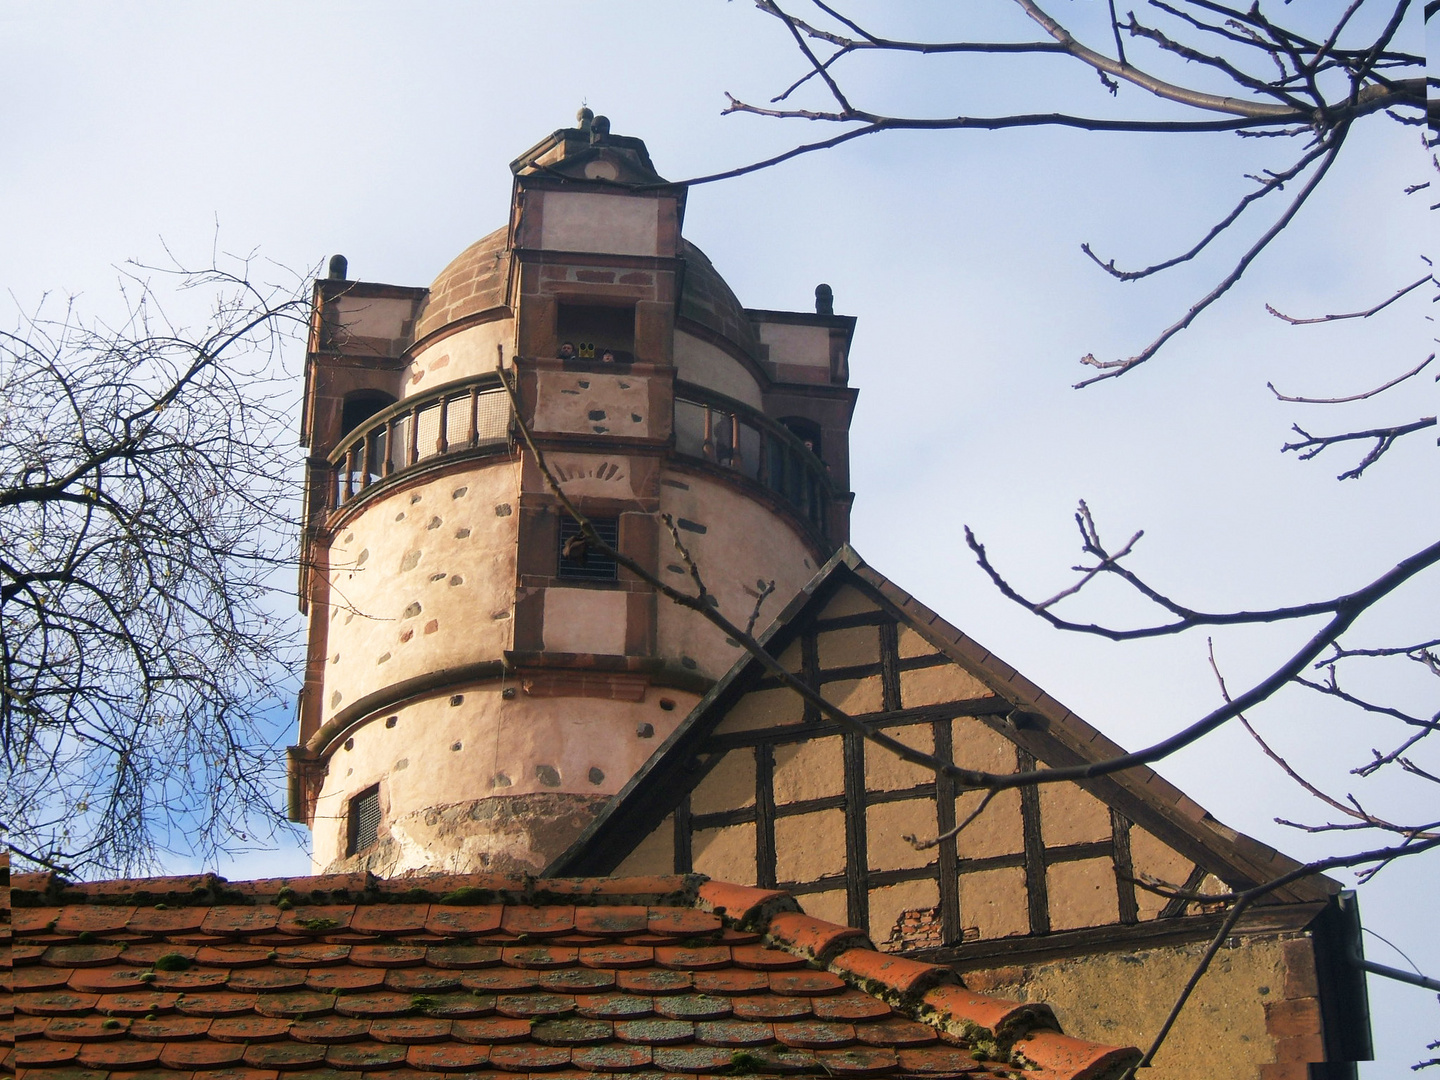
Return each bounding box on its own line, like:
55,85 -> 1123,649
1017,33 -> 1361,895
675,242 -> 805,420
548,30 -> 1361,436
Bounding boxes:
557,303 -> 635,362
779,416 -> 822,458
557,516 -> 619,581
341,391 -> 396,437
347,785 -> 381,855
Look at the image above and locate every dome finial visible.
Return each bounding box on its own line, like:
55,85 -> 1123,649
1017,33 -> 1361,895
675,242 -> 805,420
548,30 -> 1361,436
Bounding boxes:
576,106 -> 594,133
815,283 -> 833,315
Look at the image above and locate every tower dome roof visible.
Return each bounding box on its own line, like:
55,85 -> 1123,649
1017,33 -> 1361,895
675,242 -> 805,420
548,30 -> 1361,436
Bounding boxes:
414,227 -> 761,361
413,225 -> 512,343
678,239 -> 761,359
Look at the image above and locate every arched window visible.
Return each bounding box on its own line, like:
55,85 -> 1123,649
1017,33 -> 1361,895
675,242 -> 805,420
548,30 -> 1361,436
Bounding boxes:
339,391 -> 397,487
341,391 -> 396,437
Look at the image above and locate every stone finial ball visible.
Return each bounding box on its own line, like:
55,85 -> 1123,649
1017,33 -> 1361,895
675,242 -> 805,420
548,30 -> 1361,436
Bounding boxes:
815,283 -> 834,315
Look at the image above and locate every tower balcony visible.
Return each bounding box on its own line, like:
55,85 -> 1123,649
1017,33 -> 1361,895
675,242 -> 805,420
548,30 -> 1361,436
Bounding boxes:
322,372 -> 835,543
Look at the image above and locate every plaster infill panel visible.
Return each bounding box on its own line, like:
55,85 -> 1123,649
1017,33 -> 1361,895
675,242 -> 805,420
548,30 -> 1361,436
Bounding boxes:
615,814 -> 676,877
957,865 -> 1030,939
863,720 -> 933,791
1130,827 -> 1199,920
1038,781 -> 1113,847
321,463 -> 520,724
333,294 -> 418,354
310,683 -> 692,871
690,748 -> 756,816
775,809 -> 846,882
772,736 -> 843,803
816,624 -> 879,670
540,191 -> 660,256
543,587 -> 629,656
405,320 -> 515,396
715,687 -> 803,735
692,822 -> 757,885
674,331 -> 763,408
655,473 -> 819,679
900,662 -> 994,709
534,371 -> 652,438
757,322 -> 830,369
866,799 -> 938,872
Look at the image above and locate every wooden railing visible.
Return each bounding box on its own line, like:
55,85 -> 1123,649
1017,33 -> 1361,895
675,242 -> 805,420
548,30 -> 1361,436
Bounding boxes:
674,383 -> 831,538
326,376 -> 511,511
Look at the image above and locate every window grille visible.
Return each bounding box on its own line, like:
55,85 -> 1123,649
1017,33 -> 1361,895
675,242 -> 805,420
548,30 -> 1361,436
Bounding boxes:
348,785 -> 381,855
557,516 -> 619,582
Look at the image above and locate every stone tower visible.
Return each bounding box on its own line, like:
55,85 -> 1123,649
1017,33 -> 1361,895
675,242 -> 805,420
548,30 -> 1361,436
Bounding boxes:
288,113 -> 859,875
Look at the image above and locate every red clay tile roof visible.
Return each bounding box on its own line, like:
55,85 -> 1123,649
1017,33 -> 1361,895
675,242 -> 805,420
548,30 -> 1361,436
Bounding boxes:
5,867 -> 1140,1080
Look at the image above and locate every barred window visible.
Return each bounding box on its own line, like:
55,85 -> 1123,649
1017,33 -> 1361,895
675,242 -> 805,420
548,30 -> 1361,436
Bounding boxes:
347,785 -> 381,855
557,516 -> 619,582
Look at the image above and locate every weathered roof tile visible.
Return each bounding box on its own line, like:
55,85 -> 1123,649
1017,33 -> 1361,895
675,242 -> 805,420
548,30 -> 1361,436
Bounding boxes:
9,871 -> 1139,1080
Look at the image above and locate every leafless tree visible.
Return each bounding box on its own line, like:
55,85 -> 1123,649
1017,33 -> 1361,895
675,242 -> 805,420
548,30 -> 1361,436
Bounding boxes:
1,253 -> 309,877
669,1 -> 1438,1068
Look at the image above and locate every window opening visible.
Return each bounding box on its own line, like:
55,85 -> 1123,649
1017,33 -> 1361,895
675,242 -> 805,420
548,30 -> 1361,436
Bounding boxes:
557,303 -> 635,362
347,785 -> 381,855
341,392 -> 396,437
557,515 -> 619,581
778,416 -> 822,458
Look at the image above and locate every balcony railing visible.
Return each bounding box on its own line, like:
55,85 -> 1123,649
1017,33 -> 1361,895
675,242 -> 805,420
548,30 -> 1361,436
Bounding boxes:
327,376 -> 511,510
674,383 -> 831,538
324,373 -> 832,540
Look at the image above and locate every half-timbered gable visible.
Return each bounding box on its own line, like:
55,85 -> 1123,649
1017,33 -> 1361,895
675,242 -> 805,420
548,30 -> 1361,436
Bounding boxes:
549,548 -> 1370,1074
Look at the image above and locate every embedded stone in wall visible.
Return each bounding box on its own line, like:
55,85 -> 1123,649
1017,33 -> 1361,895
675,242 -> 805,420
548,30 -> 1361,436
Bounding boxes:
534,373 -> 650,438
324,792 -> 609,876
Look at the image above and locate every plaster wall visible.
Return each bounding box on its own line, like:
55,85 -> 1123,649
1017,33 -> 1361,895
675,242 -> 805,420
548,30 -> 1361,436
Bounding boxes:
534,370 -> 653,438
674,330 -> 763,408
655,471 -> 821,679
540,192 -> 661,256
404,319 -> 515,395
333,294 -> 418,353
319,461 -> 519,726
543,588 -> 629,655
964,937 -> 1296,1080
757,322 -> 831,369
312,681 -> 695,874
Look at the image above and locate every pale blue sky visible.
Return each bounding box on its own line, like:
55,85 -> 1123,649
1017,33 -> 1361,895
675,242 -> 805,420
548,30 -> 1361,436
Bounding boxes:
3,2 -> 1432,1068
